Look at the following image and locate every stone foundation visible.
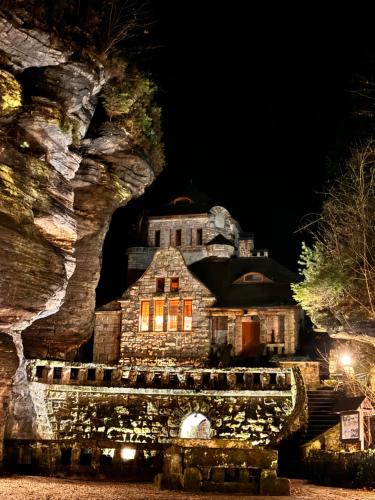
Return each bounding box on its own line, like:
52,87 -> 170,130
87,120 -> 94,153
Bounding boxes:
156,439 -> 290,495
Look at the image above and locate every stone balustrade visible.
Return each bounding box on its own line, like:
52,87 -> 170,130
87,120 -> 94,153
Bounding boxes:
266,343 -> 285,355
26,360 -> 292,392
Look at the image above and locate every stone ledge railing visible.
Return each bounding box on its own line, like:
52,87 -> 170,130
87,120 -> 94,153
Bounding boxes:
26,360 -> 292,391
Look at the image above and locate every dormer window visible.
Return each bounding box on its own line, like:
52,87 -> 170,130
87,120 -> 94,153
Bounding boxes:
233,272 -> 271,284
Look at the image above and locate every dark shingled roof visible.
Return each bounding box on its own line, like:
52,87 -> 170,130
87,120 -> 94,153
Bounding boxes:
206,234 -> 234,246
332,396 -> 372,413
148,186 -> 218,216
189,257 -> 298,307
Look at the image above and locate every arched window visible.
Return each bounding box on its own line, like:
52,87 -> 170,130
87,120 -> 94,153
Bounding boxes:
233,272 -> 271,284
180,413 -> 211,439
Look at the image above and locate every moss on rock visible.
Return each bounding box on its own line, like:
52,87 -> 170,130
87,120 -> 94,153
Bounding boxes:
0,70 -> 22,116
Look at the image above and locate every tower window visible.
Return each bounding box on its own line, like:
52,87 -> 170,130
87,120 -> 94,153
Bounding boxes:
154,300 -> 164,331
197,228 -> 203,245
139,301 -> 150,332
176,229 -> 182,246
183,300 -> 193,331
168,299 -> 179,331
154,230 -> 160,247
156,277 -> 165,292
170,277 -> 179,292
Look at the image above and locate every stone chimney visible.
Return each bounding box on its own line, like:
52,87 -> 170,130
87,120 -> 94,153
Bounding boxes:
238,232 -> 254,257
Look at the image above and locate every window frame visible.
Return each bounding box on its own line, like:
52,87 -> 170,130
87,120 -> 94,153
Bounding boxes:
156,277 -> 165,293
183,299 -> 193,331
139,300 -> 150,332
154,299 -> 164,332
154,230 -> 161,247
170,277 -> 179,292
168,299 -> 179,331
175,229 -> 182,247
196,228 -> 203,245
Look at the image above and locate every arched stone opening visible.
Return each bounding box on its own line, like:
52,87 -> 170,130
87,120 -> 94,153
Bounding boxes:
180,412 -> 211,439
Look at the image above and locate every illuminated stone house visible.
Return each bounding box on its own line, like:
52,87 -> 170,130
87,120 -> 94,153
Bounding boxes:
4,196 -> 305,480
93,196 -> 301,368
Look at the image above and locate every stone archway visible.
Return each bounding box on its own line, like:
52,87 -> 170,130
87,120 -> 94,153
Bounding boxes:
180,412 -> 211,439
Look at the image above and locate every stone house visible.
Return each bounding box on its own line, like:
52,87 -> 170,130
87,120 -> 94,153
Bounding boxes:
93,194 -> 301,369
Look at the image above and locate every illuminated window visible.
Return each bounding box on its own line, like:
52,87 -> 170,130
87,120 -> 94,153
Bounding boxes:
183,300 -> 192,331
176,229 -> 182,246
154,230 -> 160,247
154,300 -> 164,331
139,301 -> 150,331
156,277 -> 165,292
168,299 -> 179,331
170,277 -> 179,292
197,228 -> 203,245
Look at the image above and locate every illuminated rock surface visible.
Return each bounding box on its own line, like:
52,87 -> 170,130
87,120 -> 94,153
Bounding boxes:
0,7 -> 157,460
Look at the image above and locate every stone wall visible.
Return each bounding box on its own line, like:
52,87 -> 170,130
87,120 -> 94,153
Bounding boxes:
279,361 -> 320,389
3,364 -> 299,475
119,248 -> 215,367
158,440 -> 290,495
7,381 -> 293,446
93,311 -> 121,364
147,215 -> 209,248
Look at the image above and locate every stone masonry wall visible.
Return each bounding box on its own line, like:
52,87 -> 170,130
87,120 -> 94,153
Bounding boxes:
17,382 -> 294,447
119,248 -> 215,367
93,311 -> 121,364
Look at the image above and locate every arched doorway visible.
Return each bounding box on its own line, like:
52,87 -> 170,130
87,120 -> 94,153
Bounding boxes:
180,413 -> 211,439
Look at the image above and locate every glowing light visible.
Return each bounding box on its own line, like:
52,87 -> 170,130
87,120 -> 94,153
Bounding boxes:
340,354 -> 352,366
121,447 -> 136,460
180,412 -> 211,439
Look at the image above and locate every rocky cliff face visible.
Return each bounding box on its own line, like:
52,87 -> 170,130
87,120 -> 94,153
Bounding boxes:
0,9 -> 159,458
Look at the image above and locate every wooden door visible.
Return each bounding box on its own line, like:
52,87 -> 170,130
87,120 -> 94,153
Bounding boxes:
242,321 -> 260,356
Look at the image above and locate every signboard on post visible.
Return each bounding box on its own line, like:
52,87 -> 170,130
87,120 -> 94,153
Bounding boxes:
340,410 -> 364,450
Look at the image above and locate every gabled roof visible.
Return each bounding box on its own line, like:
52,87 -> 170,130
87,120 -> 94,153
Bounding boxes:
206,234 -> 234,246
189,257 -> 298,308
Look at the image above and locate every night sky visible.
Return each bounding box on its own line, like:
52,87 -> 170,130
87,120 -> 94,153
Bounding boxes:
97,3 -> 374,305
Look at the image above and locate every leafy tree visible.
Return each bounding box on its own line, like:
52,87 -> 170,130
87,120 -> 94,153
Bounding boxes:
292,143 -> 375,343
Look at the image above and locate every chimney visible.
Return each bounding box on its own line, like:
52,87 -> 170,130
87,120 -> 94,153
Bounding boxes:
238,232 -> 254,257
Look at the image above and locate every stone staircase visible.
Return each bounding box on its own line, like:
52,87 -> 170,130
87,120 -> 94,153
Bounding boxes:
278,387 -> 339,478
304,388 -> 339,442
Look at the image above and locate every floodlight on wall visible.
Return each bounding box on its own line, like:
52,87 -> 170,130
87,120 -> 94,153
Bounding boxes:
121,447 -> 136,461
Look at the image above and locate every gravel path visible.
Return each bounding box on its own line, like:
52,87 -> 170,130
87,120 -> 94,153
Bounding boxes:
0,476 -> 374,499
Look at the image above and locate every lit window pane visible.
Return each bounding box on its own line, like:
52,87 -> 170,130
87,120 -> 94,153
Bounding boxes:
168,300 -> 179,331
140,301 -> 150,331
183,300 -> 192,331
154,300 -> 164,331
